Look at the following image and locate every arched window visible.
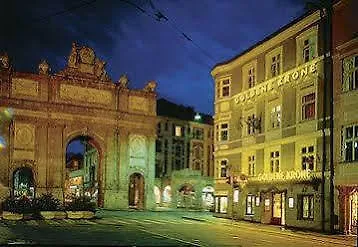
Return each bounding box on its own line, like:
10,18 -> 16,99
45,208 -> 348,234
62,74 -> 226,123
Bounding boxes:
154,186 -> 161,204
13,167 -> 35,199
162,185 -> 172,203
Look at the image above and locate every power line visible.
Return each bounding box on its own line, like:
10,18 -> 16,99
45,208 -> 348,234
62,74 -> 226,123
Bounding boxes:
31,0 -> 99,24
147,0 -> 217,68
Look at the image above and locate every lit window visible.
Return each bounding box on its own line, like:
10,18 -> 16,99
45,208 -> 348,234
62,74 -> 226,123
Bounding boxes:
246,195 -> 255,215
271,54 -> 281,77
270,105 -> 281,129
301,146 -> 315,171
343,125 -> 358,162
215,196 -> 228,213
270,151 -> 280,173
248,155 -> 255,176
175,126 -> 182,137
299,195 -> 314,220
248,67 -> 255,88
220,160 -> 228,178
342,55 -> 358,92
220,123 -> 229,141
301,93 -> 315,121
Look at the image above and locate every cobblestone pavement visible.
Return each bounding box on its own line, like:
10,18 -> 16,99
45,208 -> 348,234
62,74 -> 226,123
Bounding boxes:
0,210 -> 356,247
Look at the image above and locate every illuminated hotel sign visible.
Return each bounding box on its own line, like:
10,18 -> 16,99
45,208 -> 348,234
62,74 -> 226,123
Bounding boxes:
234,61 -> 318,104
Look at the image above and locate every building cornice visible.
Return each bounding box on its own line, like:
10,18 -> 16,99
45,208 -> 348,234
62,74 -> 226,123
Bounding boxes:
211,11 -> 321,77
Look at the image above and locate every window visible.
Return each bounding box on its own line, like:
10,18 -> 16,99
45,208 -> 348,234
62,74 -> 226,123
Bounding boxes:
270,151 -> 280,173
270,54 -> 281,77
216,78 -> 231,98
248,155 -> 255,176
222,79 -> 230,97
246,195 -> 255,215
301,145 -> 315,171
215,196 -> 228,213
157,123 -> 161,134
342,55 -> 358,91
165,122 -> 169,131
233,190 -> 239,203
343,125 -> 358,162
248,67 -> 255,88
301,93 -> 315,121
270,105 -> 281,129
220,123 -> 229,141
155,140 -> 162,153
298,195 -> 314,220
296,28 -> 317,65
302,37 -> 316,63
246,114 -> 261,135
175,126 -> 182,137
220,160 -> 228,178
193,128 -> 204,140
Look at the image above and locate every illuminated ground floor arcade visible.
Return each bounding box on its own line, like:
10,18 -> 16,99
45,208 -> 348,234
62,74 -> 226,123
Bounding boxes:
154,169 -> 214,211
214,173 -> 335,232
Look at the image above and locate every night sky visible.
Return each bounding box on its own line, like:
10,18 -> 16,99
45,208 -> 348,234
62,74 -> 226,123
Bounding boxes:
1,0 -> 305,115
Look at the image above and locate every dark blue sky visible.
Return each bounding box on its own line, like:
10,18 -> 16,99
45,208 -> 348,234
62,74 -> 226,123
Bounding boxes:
0,0 -> 305,115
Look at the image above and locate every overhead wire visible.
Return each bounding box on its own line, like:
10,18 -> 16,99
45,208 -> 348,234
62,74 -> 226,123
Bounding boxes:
146,0 -> 217,69
4,0 -> 218,70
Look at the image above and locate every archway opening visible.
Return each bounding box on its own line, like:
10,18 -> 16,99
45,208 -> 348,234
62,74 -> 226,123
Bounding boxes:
162,185 -> 172,206
202,186 -> 214,211
64,135 -> 101,206
177,184 -> 195,208
13,167 -> 35,199
154,186 -> 161,204
128,173 -> 145,209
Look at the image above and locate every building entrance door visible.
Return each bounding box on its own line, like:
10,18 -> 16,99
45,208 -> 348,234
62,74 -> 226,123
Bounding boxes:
272,192 -> 285,225
349,192 -> 358,235
128,173 -> 145,209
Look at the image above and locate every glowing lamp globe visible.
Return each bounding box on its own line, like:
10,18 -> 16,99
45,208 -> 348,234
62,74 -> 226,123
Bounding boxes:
3,108 -> 14,119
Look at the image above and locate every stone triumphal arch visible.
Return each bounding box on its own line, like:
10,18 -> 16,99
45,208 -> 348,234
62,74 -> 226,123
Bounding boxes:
0,43 -> 157,209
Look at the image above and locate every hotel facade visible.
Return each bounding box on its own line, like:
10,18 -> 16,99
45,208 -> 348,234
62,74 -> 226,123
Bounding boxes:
211,8 -> 339,231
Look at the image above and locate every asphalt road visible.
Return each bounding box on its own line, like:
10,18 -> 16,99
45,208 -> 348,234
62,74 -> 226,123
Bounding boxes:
0,210 -> 356,247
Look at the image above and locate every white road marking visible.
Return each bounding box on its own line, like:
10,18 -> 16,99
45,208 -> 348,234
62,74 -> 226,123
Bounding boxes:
142,219 -> 165,224
138,228 -> 203,247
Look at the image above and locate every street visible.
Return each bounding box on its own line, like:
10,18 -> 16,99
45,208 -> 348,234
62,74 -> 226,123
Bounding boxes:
0,210 -> 356,247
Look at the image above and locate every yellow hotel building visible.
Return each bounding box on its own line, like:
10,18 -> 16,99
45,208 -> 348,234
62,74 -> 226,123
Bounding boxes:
211,10 -> 332,231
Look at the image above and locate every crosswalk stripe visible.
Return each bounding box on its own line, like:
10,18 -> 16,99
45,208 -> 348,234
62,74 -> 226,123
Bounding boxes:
142,219 -> 166,224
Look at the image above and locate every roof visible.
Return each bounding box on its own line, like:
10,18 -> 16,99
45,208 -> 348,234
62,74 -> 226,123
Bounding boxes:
157,98 -> 213,125
211,9 -> 317,71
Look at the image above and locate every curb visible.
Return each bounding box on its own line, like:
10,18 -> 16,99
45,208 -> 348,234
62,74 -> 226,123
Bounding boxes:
182,216 -> 207,222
